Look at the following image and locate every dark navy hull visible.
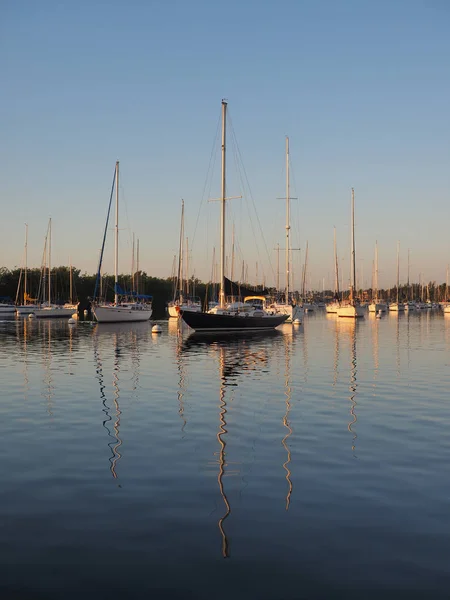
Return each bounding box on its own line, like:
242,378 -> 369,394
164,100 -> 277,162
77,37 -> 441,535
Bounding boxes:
180,309 -> 289,331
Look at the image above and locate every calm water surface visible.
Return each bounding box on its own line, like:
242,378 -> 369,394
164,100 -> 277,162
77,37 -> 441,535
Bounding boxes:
1,311 -> 449,599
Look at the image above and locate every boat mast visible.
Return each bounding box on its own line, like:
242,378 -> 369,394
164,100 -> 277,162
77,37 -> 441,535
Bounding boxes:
24,223 -> 28,303
374,241 -> 378,301
333,227 -> 339,298
406,248 -> 410,301
219,100 -> 227,309
48,217 -> 52,305
69,258 -> 73,304
285,136 -> 290,301
396,241 -> 400,304
350,188 -> 356,302
137,238 -> 140,295
114,161 -> 119,306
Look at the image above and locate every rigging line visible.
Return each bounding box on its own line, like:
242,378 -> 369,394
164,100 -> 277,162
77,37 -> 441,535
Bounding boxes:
228,114 -> 276,284
191,109 -> 222,251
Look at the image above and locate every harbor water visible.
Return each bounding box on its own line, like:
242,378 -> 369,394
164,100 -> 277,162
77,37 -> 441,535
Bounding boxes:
1,310 -> 449,599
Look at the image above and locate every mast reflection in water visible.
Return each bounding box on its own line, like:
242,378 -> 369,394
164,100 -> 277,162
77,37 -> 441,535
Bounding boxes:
181,330 -> 280,557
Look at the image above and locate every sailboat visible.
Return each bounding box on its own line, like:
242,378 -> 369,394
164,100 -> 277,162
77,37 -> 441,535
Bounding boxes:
16,224 -> 39,315
326,227 -> 340,314
93,161 -> 152,323
168,200 -> 202,318
180,101 -> 288,332
337,188 -> 364,318
368,241 -> 386,313
388,241 -> 405,312
34,219 -> 75,318
268,137 -> 302,323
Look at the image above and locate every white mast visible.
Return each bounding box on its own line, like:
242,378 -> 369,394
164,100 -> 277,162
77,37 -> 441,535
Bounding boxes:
48,217 -> 52,305
285,136 -> 290,300
350,188 -> 356,302
396,241 -> 400,304
374,241 -> 379,300
219,100 -> 227,308
114,161 -> 119,306
24,223 -> 28,302
333,227 -> 339,296
69,257 -> 73,304
137,238 -> 140,295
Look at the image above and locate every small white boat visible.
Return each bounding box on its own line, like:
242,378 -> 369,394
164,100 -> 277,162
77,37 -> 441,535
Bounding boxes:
34,305 -> 75,319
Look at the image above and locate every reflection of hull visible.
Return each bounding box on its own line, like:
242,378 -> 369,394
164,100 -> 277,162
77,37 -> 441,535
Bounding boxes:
34,307 -> 74,318
93,305 -> 152,323
337,304 -> 365,318
180,310 -> 288,331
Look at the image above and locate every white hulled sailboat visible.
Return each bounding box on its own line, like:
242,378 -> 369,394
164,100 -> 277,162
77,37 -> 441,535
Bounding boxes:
93,162 -> 152,323
337,188 -> 364,319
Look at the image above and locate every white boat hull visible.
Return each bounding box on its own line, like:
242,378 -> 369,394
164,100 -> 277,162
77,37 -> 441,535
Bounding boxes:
267,303 -> 303,322
168,304 -> 201,318
0,306 -> 16,314
326,302 -> 340,314
389,303 -> 405,312
337,304 -> 365,318
16,305 -> 38,315
93,304 -> 152,323
368,302 -> 387,313
34,307 -> 75,318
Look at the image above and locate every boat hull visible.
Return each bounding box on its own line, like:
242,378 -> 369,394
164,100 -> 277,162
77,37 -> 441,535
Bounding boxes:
368,302 -> 387,313
389,303 -> 405,312
16,305 -> 38,315
168,304 -> 201,318
93,305 -> 152,323
337,304 -> 365,318
180,309 -> 289,331
34,307 -> 75,318
267,303 -> 303,322
0,306 -> 16,315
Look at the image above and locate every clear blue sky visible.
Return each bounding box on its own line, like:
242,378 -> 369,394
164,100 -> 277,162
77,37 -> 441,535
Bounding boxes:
1,0 -> 449,291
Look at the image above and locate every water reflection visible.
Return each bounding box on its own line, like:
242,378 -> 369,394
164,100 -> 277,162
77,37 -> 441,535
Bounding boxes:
336,320 -> 359,454
91,323 -> 149,481
181,329 -> 282,557
281,327 -> 294,510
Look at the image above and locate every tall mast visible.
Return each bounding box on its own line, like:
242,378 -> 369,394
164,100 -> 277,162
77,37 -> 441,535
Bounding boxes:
407,248 -> 410,302
285,136 -> 290,300
231,223 -> 235,283
178,200 -> 184,300
24,223 -> 28,302
350,188 -> 356,302
277,243 -> 280,292
333,227 -> 339,296
374,241 -> 378,300
114,161 -> 119,306
137,238 -> 140,295
186,237 -> 190,296
69,258 -> 73,304
132,233 -> 135,291
396,241 -> 400,304
48,218 -> 52,305
219,100 -> 227,308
